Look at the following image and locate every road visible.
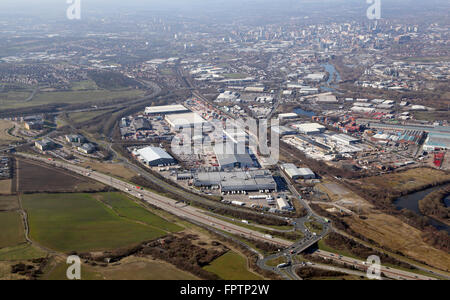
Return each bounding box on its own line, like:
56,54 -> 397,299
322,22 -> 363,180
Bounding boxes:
314,250 -> 436,280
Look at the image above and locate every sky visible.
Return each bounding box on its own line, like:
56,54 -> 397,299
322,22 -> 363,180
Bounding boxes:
0,0 -> 447,19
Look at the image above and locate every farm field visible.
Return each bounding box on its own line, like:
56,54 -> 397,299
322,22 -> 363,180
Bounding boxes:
94,192 -> 183,233
17,159 -> 105,193
0,89 -> 145,110
80,161 -> 136,180
0,195 -> 18,210
0,211 -> 25,248
0,180 -> 12,195
42,256 -> 199,280
22,193 -> 176,252
0,244 -> 47,261
203,251 -> 263,280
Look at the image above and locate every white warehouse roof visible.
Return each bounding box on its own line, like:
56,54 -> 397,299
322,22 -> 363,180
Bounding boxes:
293,123 -> 326,134
165,112 -> 208,130
136,146 -> 174,163
145,104 -> 190,115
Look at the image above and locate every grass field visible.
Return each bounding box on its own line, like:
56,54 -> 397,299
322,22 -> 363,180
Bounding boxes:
43,256 -> 198,280
0,89 -> 145,110
94,192 -> 183,233
359,168 -> 450,194
0,211 -> 25,248
203,251 -> 263,280
0,244 -> 47,261
68,109 -> 114,124
266,256 -> 287,267
0,180 -> 12,195
23,193 -> 172,252
0,195 -> 18,210
80,161 -> 136,180
0,120 -> 20,145
345,213 -> 450,271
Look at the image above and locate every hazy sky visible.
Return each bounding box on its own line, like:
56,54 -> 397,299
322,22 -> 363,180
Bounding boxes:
0,0 -> 447,19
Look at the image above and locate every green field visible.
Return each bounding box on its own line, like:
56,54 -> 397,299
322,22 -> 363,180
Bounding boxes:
0,244 -> 47,261
22,193 -> 177,252
95,192 -> 183,233
0,212 -> 25,248
0,89 -> 145,110
203,251 -> 263,280
43,257 -> 198,280
68,109 -> 114,123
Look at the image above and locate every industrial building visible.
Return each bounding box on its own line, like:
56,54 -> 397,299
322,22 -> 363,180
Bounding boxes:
134,146 -> 176,166
194,170 -> 277,193
277,198 -> 292,211
65,134 -> 86,144
271,125 -> 298,137
214,143 -> 255,170
165,112 -> 208,131
78,143 -> 96,154
281,163 -> 315,180
293,123 -> 326,135
278,113 -> 298,120
330,134 -> 360,145
423,133 -> 450,151
131,118 -> 152,131
35,139 -> 54,151
145,104 -> 190,115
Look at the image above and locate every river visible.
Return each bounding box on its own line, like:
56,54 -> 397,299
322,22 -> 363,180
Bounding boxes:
320,63 -> 341,92
394,186 -> 450,233
293,108 -> 315,117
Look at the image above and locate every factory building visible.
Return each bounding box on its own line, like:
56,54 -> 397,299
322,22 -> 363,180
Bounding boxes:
145,104 -> 190,115
330,134 -> 360,145
78,143 -> 96,154
65,134 -> 86,144
271,125 -> 298,137
194,170 -> 277,193
214,143 -> 254,170
293,123 -> 326,135
35,139 -> 54,151
131,118 -> 152,131
134,146 -> 176,166
423,133 -> 450,151
281,163 -> 315,180
278,113 -> 298,120
165,112 -> 208,131
277,198 -> 292,211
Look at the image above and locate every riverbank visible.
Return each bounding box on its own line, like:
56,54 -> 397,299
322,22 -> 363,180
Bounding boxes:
418,185 -> 450,227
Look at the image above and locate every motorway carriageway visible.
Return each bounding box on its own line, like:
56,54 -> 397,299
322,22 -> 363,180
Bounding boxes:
315,250 -> 436,280
18,154 -> 291,248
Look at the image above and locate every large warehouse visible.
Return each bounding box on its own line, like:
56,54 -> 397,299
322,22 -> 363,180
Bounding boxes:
145,104 -> 190,115
281,163 -> 315,180
134,146 -> 176,166
423,133 -> 450,151
214,143 -> 254,170
194,170 -> 277,193
293,123 -> 326,135
165,112 -> 208,131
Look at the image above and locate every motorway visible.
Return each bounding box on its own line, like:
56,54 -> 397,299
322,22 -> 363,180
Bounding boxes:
313,250 -> 436,280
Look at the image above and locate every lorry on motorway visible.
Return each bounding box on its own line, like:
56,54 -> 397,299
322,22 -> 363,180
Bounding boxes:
277,262 -> 291,269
